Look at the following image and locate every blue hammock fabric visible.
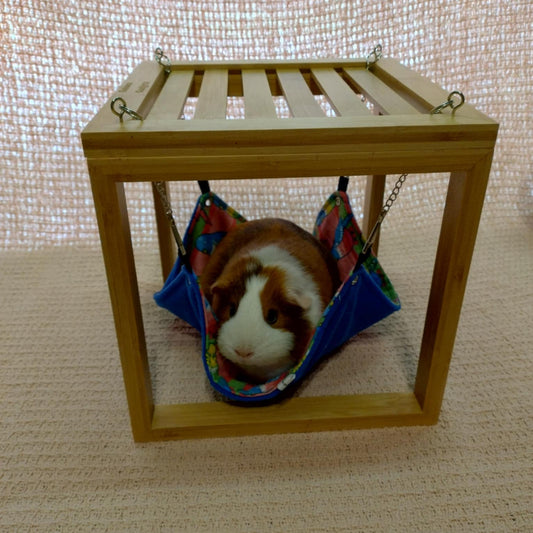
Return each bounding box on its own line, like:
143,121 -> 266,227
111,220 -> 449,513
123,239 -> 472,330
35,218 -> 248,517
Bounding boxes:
154,189 -> 400,403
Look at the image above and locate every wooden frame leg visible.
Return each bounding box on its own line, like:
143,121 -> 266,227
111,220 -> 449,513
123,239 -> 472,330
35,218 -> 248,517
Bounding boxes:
414,153 -> 494,421
152,181 -> 177,282
89,167 -> 154,441
363,174 -> 386,255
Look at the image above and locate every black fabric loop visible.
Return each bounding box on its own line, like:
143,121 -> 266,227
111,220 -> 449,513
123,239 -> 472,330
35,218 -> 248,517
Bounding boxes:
198,181 -> 210,194
337,176 -> 349,192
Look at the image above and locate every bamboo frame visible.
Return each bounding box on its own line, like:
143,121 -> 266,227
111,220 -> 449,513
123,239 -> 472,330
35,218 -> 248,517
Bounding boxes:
82,58 -> 497,442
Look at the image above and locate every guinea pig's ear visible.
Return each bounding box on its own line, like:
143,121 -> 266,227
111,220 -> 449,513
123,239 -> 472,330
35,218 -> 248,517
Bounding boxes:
209,280 -> 236,320
210,280 -> 227,296
203,279 -> 225,304
286,288 -> 312,311
208,279 -> 231,305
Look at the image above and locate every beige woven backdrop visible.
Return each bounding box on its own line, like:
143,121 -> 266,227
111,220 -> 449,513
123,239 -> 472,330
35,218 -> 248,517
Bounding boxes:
1,0 -> 531,249
1,1 -> 532,531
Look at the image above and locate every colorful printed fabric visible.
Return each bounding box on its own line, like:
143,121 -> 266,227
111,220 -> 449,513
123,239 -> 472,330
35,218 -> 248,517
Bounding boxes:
154,190 -> 400,402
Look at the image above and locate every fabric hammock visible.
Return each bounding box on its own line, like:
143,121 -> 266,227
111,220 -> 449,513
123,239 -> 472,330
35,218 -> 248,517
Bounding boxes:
154,184 -> 400,403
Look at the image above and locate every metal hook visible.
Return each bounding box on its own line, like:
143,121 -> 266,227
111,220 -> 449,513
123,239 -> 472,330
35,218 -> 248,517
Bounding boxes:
154,47 -> 171,73
366,44 -> 383,69
431,91 -> 465,115
110,97 -> 143,122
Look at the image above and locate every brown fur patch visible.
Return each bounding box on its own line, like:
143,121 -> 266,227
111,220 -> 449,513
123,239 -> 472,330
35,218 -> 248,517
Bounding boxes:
209,256 -> 261,322
260,266 -> 313,362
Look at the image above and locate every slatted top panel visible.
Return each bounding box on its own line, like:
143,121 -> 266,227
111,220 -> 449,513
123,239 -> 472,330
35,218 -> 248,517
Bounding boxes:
141,60 -> 423,122
82,58 -> 497,152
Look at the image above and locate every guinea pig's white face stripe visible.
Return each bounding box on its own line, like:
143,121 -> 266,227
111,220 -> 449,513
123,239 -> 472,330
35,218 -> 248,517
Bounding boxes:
249,245 -> 322,326
217,275 -> 295,381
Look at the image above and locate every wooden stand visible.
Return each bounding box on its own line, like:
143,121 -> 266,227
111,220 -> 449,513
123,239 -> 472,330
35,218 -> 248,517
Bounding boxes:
82,57 -> 498,441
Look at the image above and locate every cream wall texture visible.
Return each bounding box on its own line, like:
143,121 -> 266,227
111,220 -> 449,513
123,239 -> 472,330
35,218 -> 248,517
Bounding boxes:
0,0 -> 531,250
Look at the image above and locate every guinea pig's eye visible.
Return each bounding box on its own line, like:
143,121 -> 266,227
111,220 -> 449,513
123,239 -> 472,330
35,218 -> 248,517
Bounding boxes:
266,309 -> 278,325
228,303 -> 237,317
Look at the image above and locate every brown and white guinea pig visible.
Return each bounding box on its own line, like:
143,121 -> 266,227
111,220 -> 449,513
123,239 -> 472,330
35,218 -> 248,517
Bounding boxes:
200,218 -> 340,383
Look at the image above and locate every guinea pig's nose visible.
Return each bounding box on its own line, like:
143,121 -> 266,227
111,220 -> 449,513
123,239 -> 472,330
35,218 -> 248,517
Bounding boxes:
235,348 -> 254,359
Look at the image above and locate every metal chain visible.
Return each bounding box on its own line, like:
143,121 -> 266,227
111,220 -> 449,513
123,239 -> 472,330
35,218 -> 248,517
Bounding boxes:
361,174 -> 407,256
358,86 -> 465,261
153,182 -> 188,260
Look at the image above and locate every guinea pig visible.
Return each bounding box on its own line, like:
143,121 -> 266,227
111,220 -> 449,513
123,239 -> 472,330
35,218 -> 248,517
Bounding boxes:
200,218 -> 340,382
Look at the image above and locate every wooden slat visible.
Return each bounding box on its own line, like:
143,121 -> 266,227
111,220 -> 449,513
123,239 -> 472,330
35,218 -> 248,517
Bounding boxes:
311,67 -> 370,116
277,68 -> 324,117
145,70 -> 194,121
344,67 -> 420,115
373,58 -> 495,121
150,392 -> 427,440
170,58 -> 368,71
194,69 -> 228,119
85,61 -> 166,129
242,69 -> 277,118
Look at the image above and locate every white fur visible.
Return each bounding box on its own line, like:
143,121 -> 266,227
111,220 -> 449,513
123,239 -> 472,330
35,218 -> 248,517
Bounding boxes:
249,245 -> 322,326
217,276 -> 295,381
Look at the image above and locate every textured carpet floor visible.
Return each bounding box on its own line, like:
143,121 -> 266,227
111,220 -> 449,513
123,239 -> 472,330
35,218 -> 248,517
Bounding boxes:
1,207 -> 531,532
